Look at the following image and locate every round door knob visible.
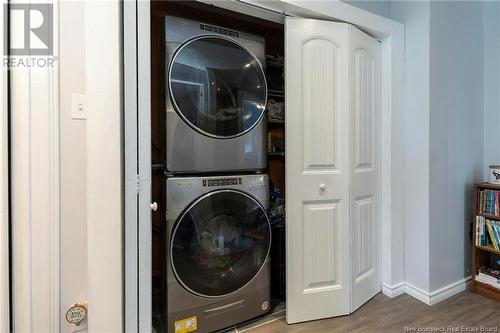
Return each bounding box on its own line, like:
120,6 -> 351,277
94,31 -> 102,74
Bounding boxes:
150,202 -> 158,212
319,184 -> 327,191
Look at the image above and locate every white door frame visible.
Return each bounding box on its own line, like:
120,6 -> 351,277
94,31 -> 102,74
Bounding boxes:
123,1 -> 152,332
0,2 -> 10,331
125,0 -> 405,330
0,72 -> 9,333
85,1 -> 124,331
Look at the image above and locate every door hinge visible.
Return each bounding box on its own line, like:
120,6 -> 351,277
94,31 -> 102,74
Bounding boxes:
136,174 -> 140,193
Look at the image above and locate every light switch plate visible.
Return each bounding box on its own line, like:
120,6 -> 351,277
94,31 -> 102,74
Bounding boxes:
71,93 -> 87,119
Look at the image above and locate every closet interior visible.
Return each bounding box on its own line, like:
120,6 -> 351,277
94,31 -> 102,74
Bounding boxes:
150,1 -> 286,331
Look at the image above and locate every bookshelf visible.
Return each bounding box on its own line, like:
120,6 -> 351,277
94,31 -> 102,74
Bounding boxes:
472,183 -> 500,301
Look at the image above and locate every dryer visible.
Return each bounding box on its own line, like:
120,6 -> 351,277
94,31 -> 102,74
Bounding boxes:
165,16 -> 267,173
166,174 -> 271,333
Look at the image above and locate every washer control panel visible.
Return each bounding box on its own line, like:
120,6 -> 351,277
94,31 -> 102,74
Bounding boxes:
202,177 -> 242,187
167,174 -> 269,212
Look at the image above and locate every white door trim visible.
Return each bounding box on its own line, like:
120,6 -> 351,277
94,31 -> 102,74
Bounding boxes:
124,1 -> 152,332
0,2 -> 10,331
85,1 -> 123,331
198,0 -> 406,297
136,2 -> 152,330
123,1 -> 139,331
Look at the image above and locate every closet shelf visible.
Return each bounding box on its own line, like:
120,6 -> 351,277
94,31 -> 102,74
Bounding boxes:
268,152 -> 285,158
478,213 -> 500,221
268,92 -> 284,98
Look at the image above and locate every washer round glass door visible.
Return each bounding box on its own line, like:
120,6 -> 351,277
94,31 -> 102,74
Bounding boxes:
168,36 -> 267,138
171,189 -> 271,297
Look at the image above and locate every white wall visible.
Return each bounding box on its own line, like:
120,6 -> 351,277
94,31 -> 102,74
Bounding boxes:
341,0 -> 390,18
388,0 -> 484,296
428,1 -> 484,291
483,2 -> 500,177
59,2 -> 88,332
389,0 -> 484,297
367,0 -> 485,297
390,0 -> 431,293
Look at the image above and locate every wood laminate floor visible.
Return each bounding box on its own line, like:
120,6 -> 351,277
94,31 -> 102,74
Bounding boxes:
241,291 -> 500,333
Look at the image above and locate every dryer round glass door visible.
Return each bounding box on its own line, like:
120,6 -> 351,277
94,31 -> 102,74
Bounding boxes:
170,189 -> 271,297
168,36 -> 267,139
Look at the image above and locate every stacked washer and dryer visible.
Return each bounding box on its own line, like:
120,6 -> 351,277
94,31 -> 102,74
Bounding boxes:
165,16 -> 272,333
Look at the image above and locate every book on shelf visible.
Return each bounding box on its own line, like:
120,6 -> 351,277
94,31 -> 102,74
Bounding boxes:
480,266 -> 500,278
475,215 -> 500,250
476,266 -> 500,290
488,221 -> 499,250
478,189 -> 500,217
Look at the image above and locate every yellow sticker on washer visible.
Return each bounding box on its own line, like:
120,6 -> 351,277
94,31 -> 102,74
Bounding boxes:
174,316 -> 197,333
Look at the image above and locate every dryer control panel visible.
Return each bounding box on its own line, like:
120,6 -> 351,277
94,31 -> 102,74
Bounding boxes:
202,177 -> 242,187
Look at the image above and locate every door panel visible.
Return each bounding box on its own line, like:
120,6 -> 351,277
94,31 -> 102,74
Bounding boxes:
350,25 -> 381,312
302,201 -> 341,292
353,196 -> 375,281
302,38 -> 339,171
353,48 -> 374,171
286,17 -> 350,324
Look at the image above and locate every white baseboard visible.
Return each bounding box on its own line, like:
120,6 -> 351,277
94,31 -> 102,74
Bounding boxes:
404,282 -> 431,304
382,282 -> 406,298
428,276 -> 471,305
383,276 -> 471,306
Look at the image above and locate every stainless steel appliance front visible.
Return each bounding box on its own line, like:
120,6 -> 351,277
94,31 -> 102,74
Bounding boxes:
165,16 -> 267,173
166,174 -> 271,333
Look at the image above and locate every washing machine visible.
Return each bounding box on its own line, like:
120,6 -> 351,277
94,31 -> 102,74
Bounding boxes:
166,174 -> 271,333
165,16 -> 268,173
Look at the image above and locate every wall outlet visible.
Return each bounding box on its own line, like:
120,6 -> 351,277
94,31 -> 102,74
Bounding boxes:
71,93 -> 87,119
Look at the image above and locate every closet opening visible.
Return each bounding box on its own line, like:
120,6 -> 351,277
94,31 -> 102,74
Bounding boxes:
150,1 -> 286,332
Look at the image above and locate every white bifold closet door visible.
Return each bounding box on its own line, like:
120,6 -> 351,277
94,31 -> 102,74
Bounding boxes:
349,24 -> 381,313
286,18 -> 381,324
